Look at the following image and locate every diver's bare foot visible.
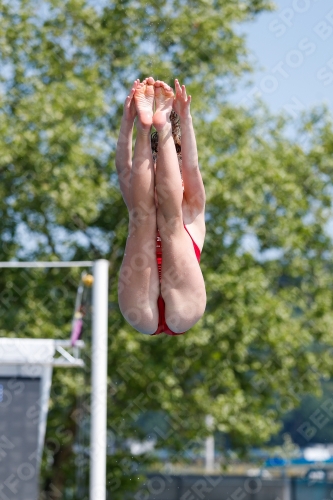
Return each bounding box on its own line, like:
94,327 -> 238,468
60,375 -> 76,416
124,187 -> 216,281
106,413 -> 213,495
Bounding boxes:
153,80 -> 174,132
134,77 -> 155,131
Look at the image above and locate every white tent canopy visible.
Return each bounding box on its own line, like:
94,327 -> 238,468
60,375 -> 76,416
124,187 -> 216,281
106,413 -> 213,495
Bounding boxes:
0,337 -> 84,369
0,338 -> 84,466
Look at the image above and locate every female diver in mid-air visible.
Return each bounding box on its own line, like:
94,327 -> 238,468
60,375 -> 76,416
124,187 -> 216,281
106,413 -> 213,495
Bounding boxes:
116,77 -> 206,335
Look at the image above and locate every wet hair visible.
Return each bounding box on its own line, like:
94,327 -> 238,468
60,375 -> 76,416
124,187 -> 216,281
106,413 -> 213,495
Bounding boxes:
151,110 -> 182,173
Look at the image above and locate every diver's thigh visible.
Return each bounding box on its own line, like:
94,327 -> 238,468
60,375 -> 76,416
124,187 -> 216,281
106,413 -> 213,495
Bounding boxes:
118,224 -> 160,334
159,223 -> 206,333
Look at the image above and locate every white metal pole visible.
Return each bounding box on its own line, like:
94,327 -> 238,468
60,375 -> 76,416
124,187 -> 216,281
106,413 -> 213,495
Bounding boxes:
205,415 -> 215,473
0,261 -> 93,268
90,259 -> 109,500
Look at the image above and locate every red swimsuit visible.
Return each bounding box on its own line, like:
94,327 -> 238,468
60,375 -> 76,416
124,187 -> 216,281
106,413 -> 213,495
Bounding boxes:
152,226 -> 201,336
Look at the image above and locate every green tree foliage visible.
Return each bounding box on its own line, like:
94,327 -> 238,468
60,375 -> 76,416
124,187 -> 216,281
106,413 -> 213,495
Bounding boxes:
271,380 -> 333,447
1,0 -> 333,498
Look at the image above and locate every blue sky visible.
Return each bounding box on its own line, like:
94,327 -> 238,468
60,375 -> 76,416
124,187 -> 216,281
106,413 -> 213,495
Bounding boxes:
236,0 -> 333,116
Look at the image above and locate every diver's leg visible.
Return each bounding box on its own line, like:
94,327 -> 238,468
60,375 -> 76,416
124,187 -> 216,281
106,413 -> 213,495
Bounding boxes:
154,81 -> 206,333
118,77 -> 159,335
